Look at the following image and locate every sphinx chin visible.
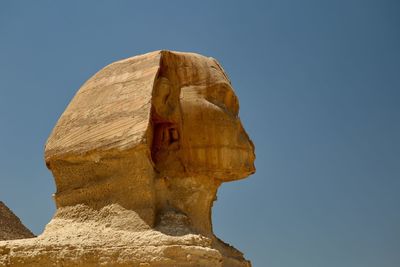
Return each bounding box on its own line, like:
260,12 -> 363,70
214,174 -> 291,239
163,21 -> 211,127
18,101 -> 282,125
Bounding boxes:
0,50 -> 255,267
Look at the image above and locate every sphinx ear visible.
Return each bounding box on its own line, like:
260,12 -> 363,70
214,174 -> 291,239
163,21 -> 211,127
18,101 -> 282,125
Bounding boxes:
152,77 -> 179,122
150,76 -> 183,171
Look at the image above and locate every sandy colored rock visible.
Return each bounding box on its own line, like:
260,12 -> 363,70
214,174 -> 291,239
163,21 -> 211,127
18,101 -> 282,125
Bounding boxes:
0,202 -> 34,241
0,50 -> 255,266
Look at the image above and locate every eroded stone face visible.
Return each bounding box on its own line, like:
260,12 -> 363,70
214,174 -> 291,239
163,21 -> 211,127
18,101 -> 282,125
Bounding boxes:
0,51 -> 255,267
151,51 -> 255,181
150,51 -> 255,236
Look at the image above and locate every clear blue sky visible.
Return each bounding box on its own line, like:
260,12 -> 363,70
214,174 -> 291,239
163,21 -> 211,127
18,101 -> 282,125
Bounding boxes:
0,1 -> 399,266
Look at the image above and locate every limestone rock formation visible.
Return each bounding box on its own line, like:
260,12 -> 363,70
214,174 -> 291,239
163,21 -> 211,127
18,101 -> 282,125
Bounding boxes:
0,202 -> 34,241
0,50 -> 255,267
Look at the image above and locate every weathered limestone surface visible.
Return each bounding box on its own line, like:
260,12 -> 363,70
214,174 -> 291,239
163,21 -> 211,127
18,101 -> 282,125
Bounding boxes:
0,202 -> 34,241
0,50 -> 256,267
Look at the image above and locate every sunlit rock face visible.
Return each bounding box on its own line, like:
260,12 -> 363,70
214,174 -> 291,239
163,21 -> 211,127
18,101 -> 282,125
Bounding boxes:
0,51 -> 255,267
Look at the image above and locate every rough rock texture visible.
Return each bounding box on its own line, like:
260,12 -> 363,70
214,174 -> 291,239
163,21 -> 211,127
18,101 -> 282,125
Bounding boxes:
0,50 -> 255,267
0,202 -> 34,241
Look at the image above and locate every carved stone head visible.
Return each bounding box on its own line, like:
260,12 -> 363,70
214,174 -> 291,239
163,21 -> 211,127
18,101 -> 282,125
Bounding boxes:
151,51 -> 255,180
45,50 -> 255,234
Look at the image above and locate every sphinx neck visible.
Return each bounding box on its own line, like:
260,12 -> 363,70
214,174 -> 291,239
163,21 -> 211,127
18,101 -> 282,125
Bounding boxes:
155,175 -> 221,236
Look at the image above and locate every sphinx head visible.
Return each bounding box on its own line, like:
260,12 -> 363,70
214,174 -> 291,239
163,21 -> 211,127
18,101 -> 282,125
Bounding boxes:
151,51 -> 255,180
45,51 -> 255,233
